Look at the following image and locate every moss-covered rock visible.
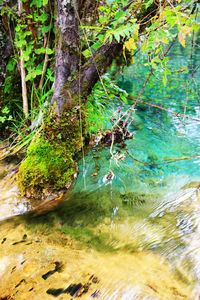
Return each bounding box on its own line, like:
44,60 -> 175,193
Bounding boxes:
17,106 -> 87,199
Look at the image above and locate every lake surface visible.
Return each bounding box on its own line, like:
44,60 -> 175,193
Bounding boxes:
0,32 -> 200,299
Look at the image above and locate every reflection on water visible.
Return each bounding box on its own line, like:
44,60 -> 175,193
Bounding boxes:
0,33 -> 200,298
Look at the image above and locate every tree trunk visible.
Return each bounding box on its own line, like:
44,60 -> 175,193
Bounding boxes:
51,0 -> 80,114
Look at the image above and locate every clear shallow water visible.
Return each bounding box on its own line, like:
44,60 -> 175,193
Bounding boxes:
0,32 -> 200,298
63,31 -> 200,294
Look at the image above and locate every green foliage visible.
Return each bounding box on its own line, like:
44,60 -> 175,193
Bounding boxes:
81,0 -> 139,59
80,0 -> 200,93
0,106 -> 13,125
87,74 -> 128,132
13,5 -> 54,83
1,0 -> 55,135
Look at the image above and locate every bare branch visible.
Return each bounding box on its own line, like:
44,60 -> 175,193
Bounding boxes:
125,95 -> 200,122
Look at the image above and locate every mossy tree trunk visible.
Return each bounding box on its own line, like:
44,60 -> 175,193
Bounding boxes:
17,0 -> 159,199
16,0 -> 123,199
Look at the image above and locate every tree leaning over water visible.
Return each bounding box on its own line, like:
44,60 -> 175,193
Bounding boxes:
3,0 -> 198,198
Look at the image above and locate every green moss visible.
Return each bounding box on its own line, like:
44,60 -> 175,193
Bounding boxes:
17,107 -> 87,197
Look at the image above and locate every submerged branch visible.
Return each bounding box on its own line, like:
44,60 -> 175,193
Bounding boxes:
127,152 -> 200,167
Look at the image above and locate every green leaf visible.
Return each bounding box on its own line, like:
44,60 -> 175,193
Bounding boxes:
120,94 -> 128,104
23,53 -> 30,61
46,48 -> 54,55
106,0 -> 115,3
31,0 -> 42,8
162,74 -> 167,87
38,13 -> 49,23
6,59 -> 17,72
23,30 -> 32,38
115,11 -> 124,19
82,49 -> 92,58
35,47 -> 46,54
99,16 -> 107,24
91,42 -> 101,52
114,32 -> 120,42
0,116 -> 6,124
2,106 -> 10,114
25,72 -> 35,81
42,25 -> 51,34
144,0 -> 153,9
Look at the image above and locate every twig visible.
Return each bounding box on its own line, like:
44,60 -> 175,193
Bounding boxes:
191,77 -> 200,103
182,82 -> 188,122
170,65 -> 200,97
39,5 -> 53,90
123,70 -> 153,128
127,152 -> 200,166
39,35 -> 50,89
161,155 -> 200,163
125,95 -> 200,122
123,34 -> 178,127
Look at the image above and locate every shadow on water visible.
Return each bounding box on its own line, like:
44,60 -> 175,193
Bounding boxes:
22,183 -> 153,252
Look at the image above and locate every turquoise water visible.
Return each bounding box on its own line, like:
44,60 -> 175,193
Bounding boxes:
0,32 -> 200,298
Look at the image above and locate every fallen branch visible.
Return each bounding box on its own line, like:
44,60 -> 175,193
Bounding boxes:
112,93 -> 200,122
161,155 -> 200,163
135,98 -> 200,122
127,152 -> 200,166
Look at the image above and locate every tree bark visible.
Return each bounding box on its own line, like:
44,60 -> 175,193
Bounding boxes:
70,39 -> 123,99
51,0 -> 80,114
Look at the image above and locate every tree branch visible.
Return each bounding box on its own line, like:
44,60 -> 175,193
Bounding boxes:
70,39 -> 123,97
